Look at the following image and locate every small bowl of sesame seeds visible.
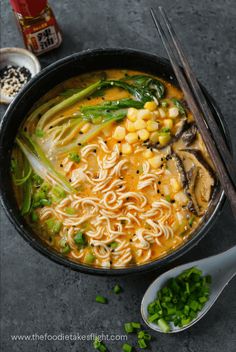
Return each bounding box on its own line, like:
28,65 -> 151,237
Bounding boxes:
0,47 -> 41,104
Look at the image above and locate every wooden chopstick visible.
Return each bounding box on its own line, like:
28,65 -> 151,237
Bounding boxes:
150,7 -> 236,217
158,7 -> 236,184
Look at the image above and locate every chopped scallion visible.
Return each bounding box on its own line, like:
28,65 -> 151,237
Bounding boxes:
147,267 -> 211,332
137,338 -> 147,349
95,295 -> 107,304
113,284 -> 122,294
35,129 -> 44,138
109,241 -> 118,249
68,152 -> 81,163
122,343 -> 133,352
131,322 -> 141,329
93,336 -> 107,351
65,207 -> 76,215
84,252 -> 95,264
124,323 -> 134,333
74,232 -> 86,246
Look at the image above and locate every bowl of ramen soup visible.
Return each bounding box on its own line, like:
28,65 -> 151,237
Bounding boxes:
0,49 -> 229,275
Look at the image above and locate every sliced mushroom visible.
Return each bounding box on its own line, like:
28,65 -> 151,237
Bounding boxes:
170,149 -> 200,215
170,147 -> 217,216
170,149 -> 188,189
182,124 -> 198,146
181,148 -> 217,206
186,166 -> 202,216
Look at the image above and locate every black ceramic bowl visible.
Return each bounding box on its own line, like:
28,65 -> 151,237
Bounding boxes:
0,48 -> 228,275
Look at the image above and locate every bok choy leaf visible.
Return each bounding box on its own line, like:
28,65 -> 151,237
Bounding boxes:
80,98 -> 143,113
56,110 -> 126,154
16,133 -> 75,194
37,80 -> 102,131
11,149 -> 33,215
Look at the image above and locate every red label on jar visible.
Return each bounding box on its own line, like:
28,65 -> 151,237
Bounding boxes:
9,0 -> 62,55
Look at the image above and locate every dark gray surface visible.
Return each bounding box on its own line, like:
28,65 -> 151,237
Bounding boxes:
0,0 -> 236,351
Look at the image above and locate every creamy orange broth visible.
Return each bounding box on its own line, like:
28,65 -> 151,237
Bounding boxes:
12,69 -> 214,268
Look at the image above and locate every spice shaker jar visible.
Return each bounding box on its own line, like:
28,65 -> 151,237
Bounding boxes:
9,0 -> 62,56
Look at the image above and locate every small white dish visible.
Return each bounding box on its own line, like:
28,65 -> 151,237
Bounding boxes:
0,47 -> 41,104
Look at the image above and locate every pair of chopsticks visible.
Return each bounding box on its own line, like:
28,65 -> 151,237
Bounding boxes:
150,7 -> 236,218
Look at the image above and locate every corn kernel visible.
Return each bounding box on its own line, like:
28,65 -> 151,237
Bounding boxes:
81,122 -> 91,133
174,191 -> 188,205
146,120 -> 159,132
163,119 -> 173,129
162,185 -> 170,196
127,108 -> 138,122
134,119 -> 146,130
122,143 -> 132,154
159,108 -> 166,118
137,129 -> 150,141
148,155 -> 163,169
170,178 -> 181,192
158,134 -> 171,146
143,149 -> 153,159
137,109 -> 153,120
125,132 -> 138,144
113,126 -> 126,140
150,132 -> 159,143
168,107 -> 179,118
153,110 -> 160,118
126,119 -> 136,132
144,101 -> 158,111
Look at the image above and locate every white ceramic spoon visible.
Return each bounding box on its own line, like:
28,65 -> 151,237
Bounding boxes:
141,246 -> 236,333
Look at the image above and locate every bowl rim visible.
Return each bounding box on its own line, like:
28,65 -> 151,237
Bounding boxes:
0,47 -> 229,276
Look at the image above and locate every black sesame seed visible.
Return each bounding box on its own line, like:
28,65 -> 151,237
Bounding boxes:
60,164 -> 63,168
93,149 -> 97,153
120,152 -> 122,156
136,170 -> 140,174
158,181 -> 161,185
79,131 -> 83,134
78,143 -> 82,146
